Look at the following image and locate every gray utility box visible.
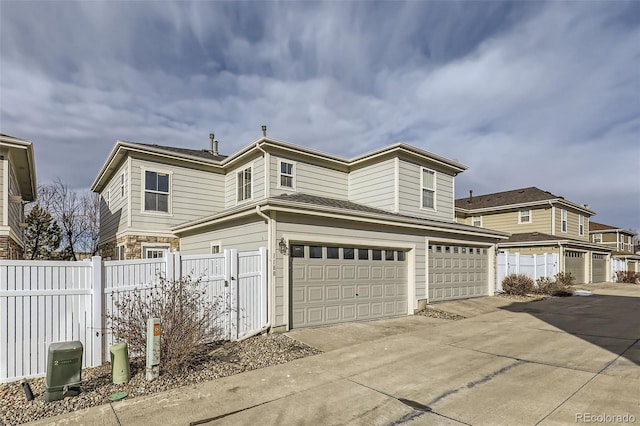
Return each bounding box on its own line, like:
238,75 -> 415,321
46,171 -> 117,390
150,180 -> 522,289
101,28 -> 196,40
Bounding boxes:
44,341 -> 83,402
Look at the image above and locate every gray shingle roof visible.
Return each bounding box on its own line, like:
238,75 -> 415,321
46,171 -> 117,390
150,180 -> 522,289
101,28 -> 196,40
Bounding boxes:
273,193 -> 392,215
455,187 -> 561,210
135,142 -> 228,161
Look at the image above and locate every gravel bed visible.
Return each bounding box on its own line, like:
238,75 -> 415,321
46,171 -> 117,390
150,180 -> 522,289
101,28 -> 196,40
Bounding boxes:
0,334 -> 321,425
496,293 -> 549,302
415,307 -> 466,320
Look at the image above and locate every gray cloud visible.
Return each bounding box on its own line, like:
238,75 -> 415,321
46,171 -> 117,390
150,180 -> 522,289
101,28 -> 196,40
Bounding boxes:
1,1 -> 638,231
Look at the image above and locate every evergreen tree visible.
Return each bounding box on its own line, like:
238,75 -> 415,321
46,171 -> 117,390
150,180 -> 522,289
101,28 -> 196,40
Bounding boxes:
24,204 -> 62,260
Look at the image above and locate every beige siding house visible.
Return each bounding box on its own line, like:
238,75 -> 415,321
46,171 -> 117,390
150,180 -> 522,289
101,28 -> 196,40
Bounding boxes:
93,134 -> 508,330
456,187 -> 612,283
0,134 -> 37,259
590,221 -> 639,272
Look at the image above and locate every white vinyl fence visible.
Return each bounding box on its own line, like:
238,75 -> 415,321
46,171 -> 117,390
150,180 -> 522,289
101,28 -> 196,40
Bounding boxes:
611,258 -> 627,281
496,251 -> 559,292
0,248 -> 267,383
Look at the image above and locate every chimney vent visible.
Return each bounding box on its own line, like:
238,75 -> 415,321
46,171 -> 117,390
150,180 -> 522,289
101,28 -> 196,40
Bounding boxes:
209,133 -> 219,156
469,190 -> 473,203
261,125 -> 267,137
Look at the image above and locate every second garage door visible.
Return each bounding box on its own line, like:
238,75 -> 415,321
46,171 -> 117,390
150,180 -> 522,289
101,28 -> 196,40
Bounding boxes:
290,244 -> 408,328
591,253 -> 606,283
429,244 -> 489,301
564,251 -> 586,283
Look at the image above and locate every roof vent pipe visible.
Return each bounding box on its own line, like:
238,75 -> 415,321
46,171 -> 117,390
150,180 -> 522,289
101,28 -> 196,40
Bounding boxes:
469,190 -> 473,203
261,125 -> 267,137
209,133 -> 219,156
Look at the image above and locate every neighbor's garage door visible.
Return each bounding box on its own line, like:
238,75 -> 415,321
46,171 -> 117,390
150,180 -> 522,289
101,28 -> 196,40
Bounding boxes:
429,244 -> 488,301
291,244 -> 408,328
564,251 -> 585,283
592,253 -> 607,283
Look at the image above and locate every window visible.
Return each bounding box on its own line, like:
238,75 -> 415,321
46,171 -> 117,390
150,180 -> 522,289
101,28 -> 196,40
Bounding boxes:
144,247 -> 167,259
106,188 -> 111,208
472,216 -> 482,227
385,250 -> 395,261
421,168 -> 435,209
519,209 -> 531,224
115,245 -> 125,260
579,216 -> 584,236
291,245 -> 305,258
309,246 -> 323,258
593,234 -> 602,243
279,160 -> 294,189
210,242 -> 221,254
397,251 -> 405,261
120,172 -> 125,197
358,248 -> 369,260
144,170 -> 169,212
237,167 -> 252,202
372,249 -> 382,260
327,247 -> 339,259
343,248 -> 355,259
561,209 -> 567,232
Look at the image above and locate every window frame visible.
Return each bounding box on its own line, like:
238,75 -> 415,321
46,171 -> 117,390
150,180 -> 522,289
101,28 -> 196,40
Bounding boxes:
277,159 -> 296,190
142,243 -> 170,259
210,241 -> 222,254
120,172 -> 125,197
115,244 -> 125,260
519,208 -> 532,224
236,165 -> 253,203
592,233 -> 602,243
420,167 -> 436,210
561,208 -> 567,233
579,215 -> 584,236
472,215 -> 482,227
141,167 -> 172,215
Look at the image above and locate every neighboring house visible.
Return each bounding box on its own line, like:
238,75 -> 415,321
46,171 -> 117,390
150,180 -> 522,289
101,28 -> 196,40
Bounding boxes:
0,134 -> 37,260
455,187 -> 612,284
589,221 -> 640,273
92,133 -> 508,330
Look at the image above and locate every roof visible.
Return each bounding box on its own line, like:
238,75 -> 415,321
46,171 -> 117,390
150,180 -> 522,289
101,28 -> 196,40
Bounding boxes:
0,133 -> 37,201
455,186 -> 595,215
498,232 -> 612,251
135,143 -> 228,161
589,221 -> 637,235
174,192 -> 510,240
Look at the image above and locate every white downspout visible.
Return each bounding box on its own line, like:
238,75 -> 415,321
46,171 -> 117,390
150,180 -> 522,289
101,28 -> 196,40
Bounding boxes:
256,205 -> 273,330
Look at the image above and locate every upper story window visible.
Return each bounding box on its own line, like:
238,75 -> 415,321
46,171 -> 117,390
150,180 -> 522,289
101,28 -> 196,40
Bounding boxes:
279,160 -> 295,189
421,168 -> 436,209
519,209 -> 531,224
579,215 -> 584,236
592,233 -> 602,243
561,209 -> 567,232
237,166 -> 252,202
472,216 -> 482,227
144,170 -> 170,212
120,172 -> 125,197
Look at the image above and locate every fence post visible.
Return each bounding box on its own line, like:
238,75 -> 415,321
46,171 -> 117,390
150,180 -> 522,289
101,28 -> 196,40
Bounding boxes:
173,252 -> 182,282
533,254 -> 537,280
515,252 -> 520,274
259,247 -> 268,325
91,256 -> 104,367
229,249 -> 239,340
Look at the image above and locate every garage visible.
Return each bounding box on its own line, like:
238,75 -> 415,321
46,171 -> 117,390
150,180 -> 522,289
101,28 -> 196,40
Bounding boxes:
564,251 -> 585,283
290,244 -> 408,328
592,253 -> 607,283
429,243 -> 488,301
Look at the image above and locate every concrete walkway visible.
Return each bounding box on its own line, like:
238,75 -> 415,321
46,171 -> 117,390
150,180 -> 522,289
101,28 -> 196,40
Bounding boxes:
29,283 -> 640,425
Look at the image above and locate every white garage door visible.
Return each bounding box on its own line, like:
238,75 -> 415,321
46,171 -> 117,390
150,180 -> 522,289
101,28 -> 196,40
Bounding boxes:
429,244 -> 489,301
592,253 -> 606,283
291,244 -> 408,328
565,251 -> 585,283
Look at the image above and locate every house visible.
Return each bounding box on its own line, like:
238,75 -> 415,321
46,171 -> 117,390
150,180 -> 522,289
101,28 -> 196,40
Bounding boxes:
91,131 -> 509,330
589,221 -> 639,273
455,187 -> 612,283
0,134 -> 37,259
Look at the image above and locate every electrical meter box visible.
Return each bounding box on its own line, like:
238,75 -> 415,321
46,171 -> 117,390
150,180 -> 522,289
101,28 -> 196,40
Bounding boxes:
44,341 -> 83,402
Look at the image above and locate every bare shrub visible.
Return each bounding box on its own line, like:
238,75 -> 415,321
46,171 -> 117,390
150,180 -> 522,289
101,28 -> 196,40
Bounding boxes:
615,271 -> 640,284
502,274 -> 534,295
107,275 -> 227,375
535,277 -> 555,295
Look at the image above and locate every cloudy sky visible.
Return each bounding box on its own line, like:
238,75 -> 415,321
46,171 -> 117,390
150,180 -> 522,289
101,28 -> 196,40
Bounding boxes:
1,1 -> 638,231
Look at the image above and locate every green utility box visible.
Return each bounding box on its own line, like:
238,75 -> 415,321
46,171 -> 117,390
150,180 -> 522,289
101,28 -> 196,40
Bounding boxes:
44,341 -> 83,402
110,342 -> 131,384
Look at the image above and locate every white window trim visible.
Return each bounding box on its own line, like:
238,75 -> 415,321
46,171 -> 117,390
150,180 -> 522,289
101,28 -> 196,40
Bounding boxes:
518,208 -> 532,224
579,215 -> 584,236
561,208 -> 567,233
210,241 -> 222,254
277,159 -> 296,190
141,242 -> 170,259
120,172 -> 126,197
141,166 -> 173,216
593,233 -> 602,243
106,188 -> 111,209
116,244 -> 126,260
420,167 -> 436,211
235,163 -> 254,204
472,216 -> 482,227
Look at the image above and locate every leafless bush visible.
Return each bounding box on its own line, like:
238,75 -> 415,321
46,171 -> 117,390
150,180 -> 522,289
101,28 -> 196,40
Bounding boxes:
107,275 -> 228,375
502,274 -> 534,295
615,271 -> 640,284
533,274 -> 573,297
535,277 -> 555,294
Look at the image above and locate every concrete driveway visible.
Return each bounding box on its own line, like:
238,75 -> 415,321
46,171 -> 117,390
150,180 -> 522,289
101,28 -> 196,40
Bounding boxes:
30,283 -> 640,425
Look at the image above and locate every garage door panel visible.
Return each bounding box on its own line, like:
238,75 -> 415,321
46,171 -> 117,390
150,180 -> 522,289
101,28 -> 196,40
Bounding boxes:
429,244 -> 489,302
292,244 -> 408,328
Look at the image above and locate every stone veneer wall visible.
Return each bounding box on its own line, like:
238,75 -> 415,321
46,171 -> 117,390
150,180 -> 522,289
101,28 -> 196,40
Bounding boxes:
99,235 -> 180,260
0,235 -> 24,260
